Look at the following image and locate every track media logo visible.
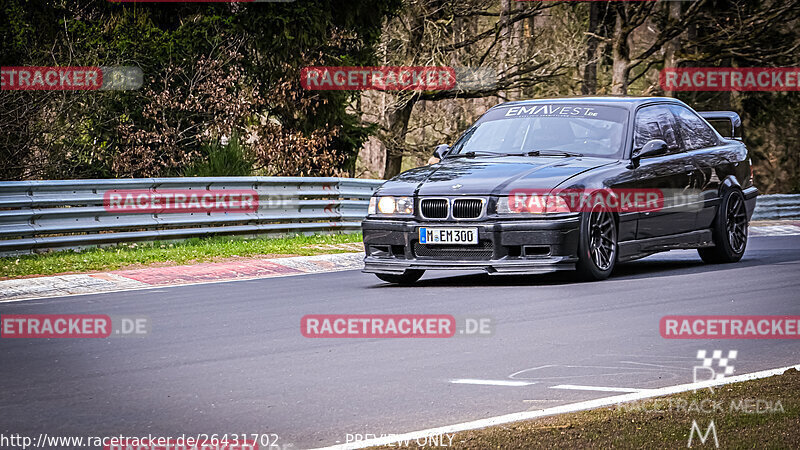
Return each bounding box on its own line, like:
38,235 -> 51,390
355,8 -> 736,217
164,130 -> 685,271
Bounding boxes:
689,350 -> 733,448
694,350 -> 737,392
688,420 -> 719,448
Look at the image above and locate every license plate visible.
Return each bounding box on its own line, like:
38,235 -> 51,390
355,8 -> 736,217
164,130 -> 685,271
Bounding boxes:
418,227 -> 478,245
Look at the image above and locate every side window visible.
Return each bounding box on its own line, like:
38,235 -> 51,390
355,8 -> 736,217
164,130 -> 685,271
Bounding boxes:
669,105 -> 719,150
634,105 -> 680,154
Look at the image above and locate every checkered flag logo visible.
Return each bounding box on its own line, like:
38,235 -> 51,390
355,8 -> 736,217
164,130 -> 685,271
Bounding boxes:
697,350 -> 737,379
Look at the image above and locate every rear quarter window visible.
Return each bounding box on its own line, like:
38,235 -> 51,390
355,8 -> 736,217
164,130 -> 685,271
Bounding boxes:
670,105 -> 720,150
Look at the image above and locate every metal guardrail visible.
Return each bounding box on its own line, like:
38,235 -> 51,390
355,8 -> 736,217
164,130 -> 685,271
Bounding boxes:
0,178 -> 795,256
752,194 -> 800,221
0,177 -> 384,255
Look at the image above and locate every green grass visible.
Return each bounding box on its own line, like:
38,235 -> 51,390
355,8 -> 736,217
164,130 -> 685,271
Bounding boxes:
0,233 -> 363,279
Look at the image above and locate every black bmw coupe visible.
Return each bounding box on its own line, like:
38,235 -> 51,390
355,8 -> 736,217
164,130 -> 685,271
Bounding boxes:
362,97 -> 758,283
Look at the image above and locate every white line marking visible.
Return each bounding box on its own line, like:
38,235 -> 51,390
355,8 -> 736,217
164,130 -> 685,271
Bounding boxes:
310,363 -> 800,450
450,379 -> 536,387
550,384 -> 655,393
508,364 -> 555,378
618,360 -> 687,370
508,364 -> 662,380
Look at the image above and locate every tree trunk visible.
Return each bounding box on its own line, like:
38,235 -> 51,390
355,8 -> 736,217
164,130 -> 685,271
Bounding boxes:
379,7 -> 426,179
581,2 -> 601,95
499,0 -> 512,99
383,150 -> 403,181
663,1 -> 682,97
610,9 -> 630,95
383,96 -> 418,179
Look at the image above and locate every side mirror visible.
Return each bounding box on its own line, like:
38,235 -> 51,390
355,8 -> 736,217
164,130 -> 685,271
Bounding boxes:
633,139 -> 667,160
433,144 -> 450,160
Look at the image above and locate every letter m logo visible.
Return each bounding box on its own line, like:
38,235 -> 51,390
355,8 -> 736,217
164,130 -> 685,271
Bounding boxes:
688,420 -> 719,448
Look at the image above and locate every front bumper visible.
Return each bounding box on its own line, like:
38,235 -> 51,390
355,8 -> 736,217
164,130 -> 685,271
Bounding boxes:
362,215 -> 581,275
743,186 -> 759,220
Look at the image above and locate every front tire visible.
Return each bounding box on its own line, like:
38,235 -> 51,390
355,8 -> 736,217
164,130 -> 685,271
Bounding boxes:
575,206 -> 617,281
698,188 -> 748,264
375,270 -> 425,285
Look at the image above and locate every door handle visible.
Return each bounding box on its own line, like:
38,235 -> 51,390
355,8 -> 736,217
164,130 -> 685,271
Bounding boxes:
684,165 -> 695,172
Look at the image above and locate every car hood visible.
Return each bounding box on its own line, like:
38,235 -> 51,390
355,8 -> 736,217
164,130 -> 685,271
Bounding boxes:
377,156 -> 615,196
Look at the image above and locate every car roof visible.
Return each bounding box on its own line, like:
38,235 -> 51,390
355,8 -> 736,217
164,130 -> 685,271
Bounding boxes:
490,96 -> 686,111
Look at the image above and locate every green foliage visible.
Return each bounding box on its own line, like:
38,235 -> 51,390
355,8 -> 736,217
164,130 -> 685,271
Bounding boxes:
0,0 -> 401,180
183,134 -> 253,177
0,233 -> 364,279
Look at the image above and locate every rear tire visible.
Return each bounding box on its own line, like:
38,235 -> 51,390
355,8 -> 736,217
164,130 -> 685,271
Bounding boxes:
375,270 -> 425,285
698,188 -> 747,264
575,206 -> 617,281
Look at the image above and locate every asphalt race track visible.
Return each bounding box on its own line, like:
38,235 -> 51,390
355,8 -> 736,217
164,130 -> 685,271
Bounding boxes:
1,235 -> 799,449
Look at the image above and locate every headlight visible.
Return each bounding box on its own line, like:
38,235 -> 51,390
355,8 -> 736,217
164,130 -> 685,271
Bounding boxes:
496,192 -> 571,214
378,196 -> 397,214
370,196 -> 413,215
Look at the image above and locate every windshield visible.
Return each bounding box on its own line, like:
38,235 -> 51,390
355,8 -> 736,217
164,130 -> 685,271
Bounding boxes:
450,104 -> 628,158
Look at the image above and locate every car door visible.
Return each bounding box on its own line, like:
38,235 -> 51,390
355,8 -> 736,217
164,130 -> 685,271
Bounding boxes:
626,104 -> 698,239
668,104 -> 735,231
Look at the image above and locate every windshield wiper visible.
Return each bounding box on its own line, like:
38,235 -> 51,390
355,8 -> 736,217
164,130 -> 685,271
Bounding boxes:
526,150 -> 584,157
448,151 -> 517,159
448,150 -> 583,159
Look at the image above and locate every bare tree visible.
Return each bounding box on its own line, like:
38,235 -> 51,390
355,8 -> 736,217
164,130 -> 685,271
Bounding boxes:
366,0 -> 570,178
